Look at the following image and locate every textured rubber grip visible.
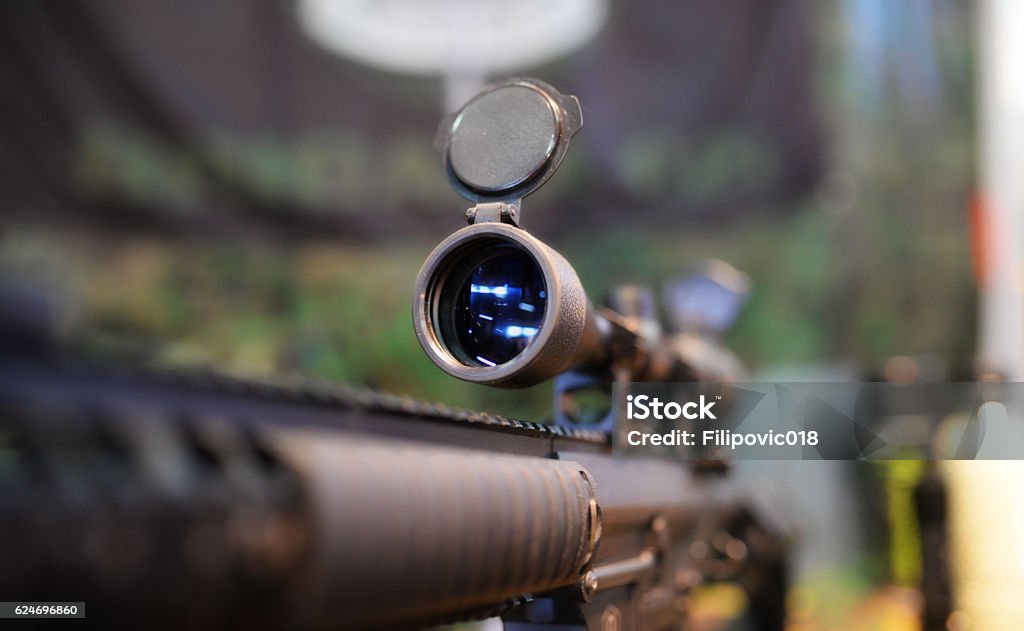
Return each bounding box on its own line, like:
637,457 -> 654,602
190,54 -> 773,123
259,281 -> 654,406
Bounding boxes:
282,431 -> 601,629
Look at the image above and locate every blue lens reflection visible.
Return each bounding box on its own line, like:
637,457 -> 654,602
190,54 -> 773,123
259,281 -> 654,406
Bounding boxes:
454,246 -> 546,366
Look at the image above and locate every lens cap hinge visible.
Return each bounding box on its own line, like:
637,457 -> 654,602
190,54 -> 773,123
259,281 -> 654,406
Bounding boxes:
465,201 -> 521,227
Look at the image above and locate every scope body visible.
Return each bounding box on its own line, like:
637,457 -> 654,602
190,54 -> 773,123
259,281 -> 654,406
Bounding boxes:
414,221 -> 609,387
414,77 -> 705,388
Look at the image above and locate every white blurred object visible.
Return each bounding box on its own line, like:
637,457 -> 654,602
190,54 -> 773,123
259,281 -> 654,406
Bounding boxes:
976,0 -> 1024,380
946,4 -> 1024,630
296,0 -> 608,110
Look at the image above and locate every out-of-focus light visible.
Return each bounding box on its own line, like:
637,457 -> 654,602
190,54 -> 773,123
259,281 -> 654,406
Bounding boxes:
471,284 -> 509,297
296,0 -> 608,77
663,260 -> 751,335
503,325 -> 537,339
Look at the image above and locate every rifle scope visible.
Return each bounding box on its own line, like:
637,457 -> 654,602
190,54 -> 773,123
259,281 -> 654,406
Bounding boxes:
411,78 -> 612,387
414,220 -> 609,387
414,78 -> 692,388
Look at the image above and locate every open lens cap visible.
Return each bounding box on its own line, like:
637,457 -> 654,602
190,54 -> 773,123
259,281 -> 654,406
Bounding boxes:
436,78 -> 582,204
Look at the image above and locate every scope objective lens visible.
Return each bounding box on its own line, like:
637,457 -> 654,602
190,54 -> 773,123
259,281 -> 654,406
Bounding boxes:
449,245 -> 546,367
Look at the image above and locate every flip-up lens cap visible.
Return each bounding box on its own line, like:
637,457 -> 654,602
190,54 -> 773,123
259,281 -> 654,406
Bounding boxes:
437,78 -> 582,204
449,86 -> 558,194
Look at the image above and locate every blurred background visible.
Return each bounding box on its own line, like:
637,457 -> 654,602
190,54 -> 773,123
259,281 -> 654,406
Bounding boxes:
0,1 -> 1014,629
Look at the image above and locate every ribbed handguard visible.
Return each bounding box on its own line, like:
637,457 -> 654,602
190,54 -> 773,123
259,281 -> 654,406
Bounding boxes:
281,431 -> 601,629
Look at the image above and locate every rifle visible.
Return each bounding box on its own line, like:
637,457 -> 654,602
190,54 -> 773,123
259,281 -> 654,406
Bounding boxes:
0,78 -> 788,630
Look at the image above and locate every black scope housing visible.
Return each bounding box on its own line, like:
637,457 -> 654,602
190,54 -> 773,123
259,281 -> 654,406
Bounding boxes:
414,222 -> 608,388
413,78 -> 614,388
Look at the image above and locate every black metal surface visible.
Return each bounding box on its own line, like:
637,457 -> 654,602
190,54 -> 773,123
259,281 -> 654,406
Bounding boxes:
0,357 -> 607,451
295,436 -> 600,628
0,356 -> 606,629
0,354 -> 789,630
414,222 -> 605,388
